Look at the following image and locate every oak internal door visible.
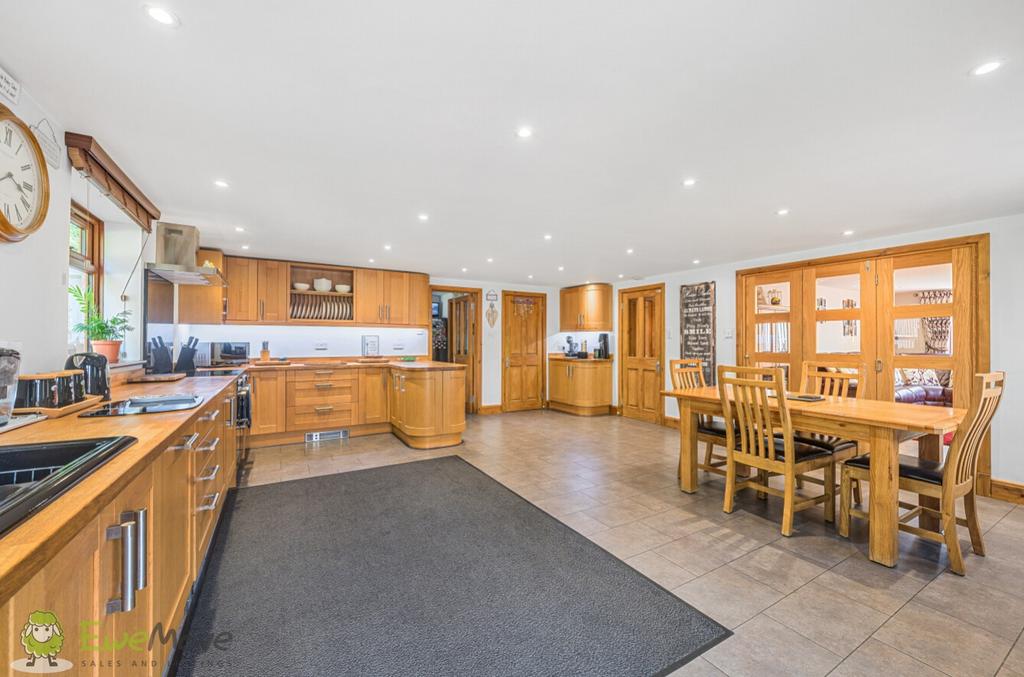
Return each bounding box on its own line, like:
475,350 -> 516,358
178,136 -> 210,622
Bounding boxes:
875,247 -> 975,409
449,294 -> 477,412
802,260 -> 878,396
502,291 -> 546,411
619,284 -> 664,424
740,270 -> 804,384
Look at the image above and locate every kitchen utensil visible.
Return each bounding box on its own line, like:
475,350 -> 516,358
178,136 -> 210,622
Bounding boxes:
293,282 -> 310,291
335,284 -> 351,293
150,339 -> 174,374
260,341 -> 270,362
174,336 -> 199,374
0,348 -> 21,427
313,277 -> 332,292
66,353 -> 111,401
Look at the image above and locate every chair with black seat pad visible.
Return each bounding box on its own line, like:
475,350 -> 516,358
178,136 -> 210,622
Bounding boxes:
719,365 -> 860,536
670,359 -> 731,477
793,361 -> 864,503
839,372 -> 1006,575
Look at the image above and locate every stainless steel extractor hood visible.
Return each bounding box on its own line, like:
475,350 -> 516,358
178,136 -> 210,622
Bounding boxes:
145,222 -> 226,287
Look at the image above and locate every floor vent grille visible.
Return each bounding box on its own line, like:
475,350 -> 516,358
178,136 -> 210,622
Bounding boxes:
305,430 -> 348,443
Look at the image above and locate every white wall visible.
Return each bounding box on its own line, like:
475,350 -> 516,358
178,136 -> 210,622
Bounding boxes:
0,89 -> 70,373
616,213 -> 1024,483
431,278 -> 558,407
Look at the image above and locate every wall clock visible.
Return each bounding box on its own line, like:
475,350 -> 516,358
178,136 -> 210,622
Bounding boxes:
0,103 -> 50,243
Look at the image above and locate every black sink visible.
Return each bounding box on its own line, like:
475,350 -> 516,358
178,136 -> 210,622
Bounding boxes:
0,436 -> 137,536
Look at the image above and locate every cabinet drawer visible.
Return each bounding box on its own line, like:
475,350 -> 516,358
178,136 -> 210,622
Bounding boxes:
286,403 -> 356,431
286,380 -> 356,407
193,402 -> 224,441
288,368 -> 357,383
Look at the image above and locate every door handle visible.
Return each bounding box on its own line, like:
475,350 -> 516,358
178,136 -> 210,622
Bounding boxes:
387,304 -> 391,321
196,464 -> 221,482
314,405 -> 334,413
105,513 -> 140,614
875,359 -> 883,373
196,437 -> 220,453
200,408 -> 221,422
655,361 -> 661,374
505,357 -> 511,368
400,375 -> 406,392
170,432 -> 199,452
197,492 -> 221,513
314,383 -> 334,389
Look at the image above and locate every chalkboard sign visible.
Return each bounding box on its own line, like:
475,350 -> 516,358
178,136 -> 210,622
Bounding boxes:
680,281 -> 716,385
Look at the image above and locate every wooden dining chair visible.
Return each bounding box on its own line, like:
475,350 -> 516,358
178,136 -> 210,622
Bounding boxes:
839,372 -> 1006,575
669,359 -> 729,476
718,365 -> 860,536
793,361 -> 863,503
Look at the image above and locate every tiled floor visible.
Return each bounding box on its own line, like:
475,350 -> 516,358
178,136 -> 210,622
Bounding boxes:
239,411 -> 1024,677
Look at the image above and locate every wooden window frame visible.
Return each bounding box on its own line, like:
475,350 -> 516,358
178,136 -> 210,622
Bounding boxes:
69,201 -> 104,308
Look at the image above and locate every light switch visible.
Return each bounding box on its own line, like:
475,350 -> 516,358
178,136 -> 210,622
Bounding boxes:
314,342 -> 328,351
725,329 -> 735,339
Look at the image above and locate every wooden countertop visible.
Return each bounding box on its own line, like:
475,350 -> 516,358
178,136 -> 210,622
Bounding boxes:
0,375 -> 238,603
245,360 -> 466,371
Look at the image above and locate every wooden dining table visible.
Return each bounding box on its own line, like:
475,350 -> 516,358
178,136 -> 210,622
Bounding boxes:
662,386 -> 965,567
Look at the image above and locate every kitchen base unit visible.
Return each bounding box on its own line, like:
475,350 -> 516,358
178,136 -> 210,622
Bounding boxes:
245,361 -> 467,450
547,356 -> 613,416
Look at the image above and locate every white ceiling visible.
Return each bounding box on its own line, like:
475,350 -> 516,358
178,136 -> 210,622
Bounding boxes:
5,1 -> 1023,285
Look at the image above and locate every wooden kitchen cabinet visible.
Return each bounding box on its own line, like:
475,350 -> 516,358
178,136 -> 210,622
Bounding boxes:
559,283 -> 612,331
389,367 -> 465,448
250,370 -> 287,435
224,255 -> 259,322
224,256 -> 289,323
359,367 -> 390,424
354,269 -> 431,326
256,259 -> 290,323
547,357 -> 612,416
179,248 -> 225,324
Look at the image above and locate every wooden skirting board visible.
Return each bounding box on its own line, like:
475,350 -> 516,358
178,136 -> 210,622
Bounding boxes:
392,428 -> 463,450
990,478 -> 1024,505
548,401 -> 611,417
478,404 -> 502,415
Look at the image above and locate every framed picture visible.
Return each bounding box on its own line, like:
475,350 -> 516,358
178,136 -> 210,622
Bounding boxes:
432,301 -> 441,317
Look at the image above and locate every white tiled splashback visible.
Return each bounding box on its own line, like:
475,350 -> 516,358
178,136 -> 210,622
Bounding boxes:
148,324 -> 429,358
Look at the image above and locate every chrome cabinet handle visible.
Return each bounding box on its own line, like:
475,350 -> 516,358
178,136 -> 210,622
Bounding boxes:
170,432 -> 199,452
196,437 -> 221,453
314,405 -> 334,413
105,517 -> 137,614
200,408 -> 221,422
400,375 -> 406,393
314,383 -> 333,389
196,464 -> 221,482
131,509 -> 147,591
226,396 -> 236,429
197,492 -> 221,513
314,370 -> 334,375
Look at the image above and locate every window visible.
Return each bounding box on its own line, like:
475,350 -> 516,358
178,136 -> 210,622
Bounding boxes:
67,203 -> 103,353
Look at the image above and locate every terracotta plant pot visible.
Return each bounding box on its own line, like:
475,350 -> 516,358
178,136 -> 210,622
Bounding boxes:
90,340 -> 122,365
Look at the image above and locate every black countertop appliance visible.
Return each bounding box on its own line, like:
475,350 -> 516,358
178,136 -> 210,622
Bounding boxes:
65,352 -> 111,401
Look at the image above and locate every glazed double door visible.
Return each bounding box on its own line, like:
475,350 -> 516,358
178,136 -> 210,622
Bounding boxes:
740,243 -> 978,408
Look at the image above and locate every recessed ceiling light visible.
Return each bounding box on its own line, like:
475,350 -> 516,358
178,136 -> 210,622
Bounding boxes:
369,258 -> 375,263
626,248 -> 634,255
683,177 -> 697,188
213,179 -> 229,189
692,259 -> 701,265
241,245 -> 250,250
486,257 -> 494,263
557,265 -> 564,271
843,229 -> 855,236
776,208 -> 790,216
234,226 -> 245,232
145,5 -> 180,26
418,213 -> 430,222
618,273 -> 624,279
972,61 -> 1003,76
543,234 -> 552,241
516,126 -> 534,139
527,274 -> 533,280
461,267 -> 468,273
383,244 -> 392,250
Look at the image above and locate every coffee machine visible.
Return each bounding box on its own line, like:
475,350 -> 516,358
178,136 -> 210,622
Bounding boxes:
595,333 -> 610,359
65,353 -> 111,401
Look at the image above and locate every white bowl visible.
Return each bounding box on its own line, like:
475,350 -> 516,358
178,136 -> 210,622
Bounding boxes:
335,284 -> 352,293
293,283 -> 310,291
313,278 -> 332,292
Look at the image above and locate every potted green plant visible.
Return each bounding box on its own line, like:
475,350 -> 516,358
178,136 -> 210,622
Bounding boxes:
69,285 -> 133,364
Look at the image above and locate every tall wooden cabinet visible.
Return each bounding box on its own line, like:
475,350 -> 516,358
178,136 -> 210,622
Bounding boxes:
355,269 -> 430,325
559,283 -> 612,331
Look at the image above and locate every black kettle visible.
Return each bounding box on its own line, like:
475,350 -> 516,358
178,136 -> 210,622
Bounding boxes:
65,352 -> 111,401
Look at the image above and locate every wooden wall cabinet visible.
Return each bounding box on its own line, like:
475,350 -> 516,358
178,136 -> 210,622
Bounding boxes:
179,248 -> 225,324
224,256 -> 289,323
250,370 -> 287,435
547,357 -> 612,416
559,283 -> 612,331
256,259 -> 290,323
355,269 -> 431,325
